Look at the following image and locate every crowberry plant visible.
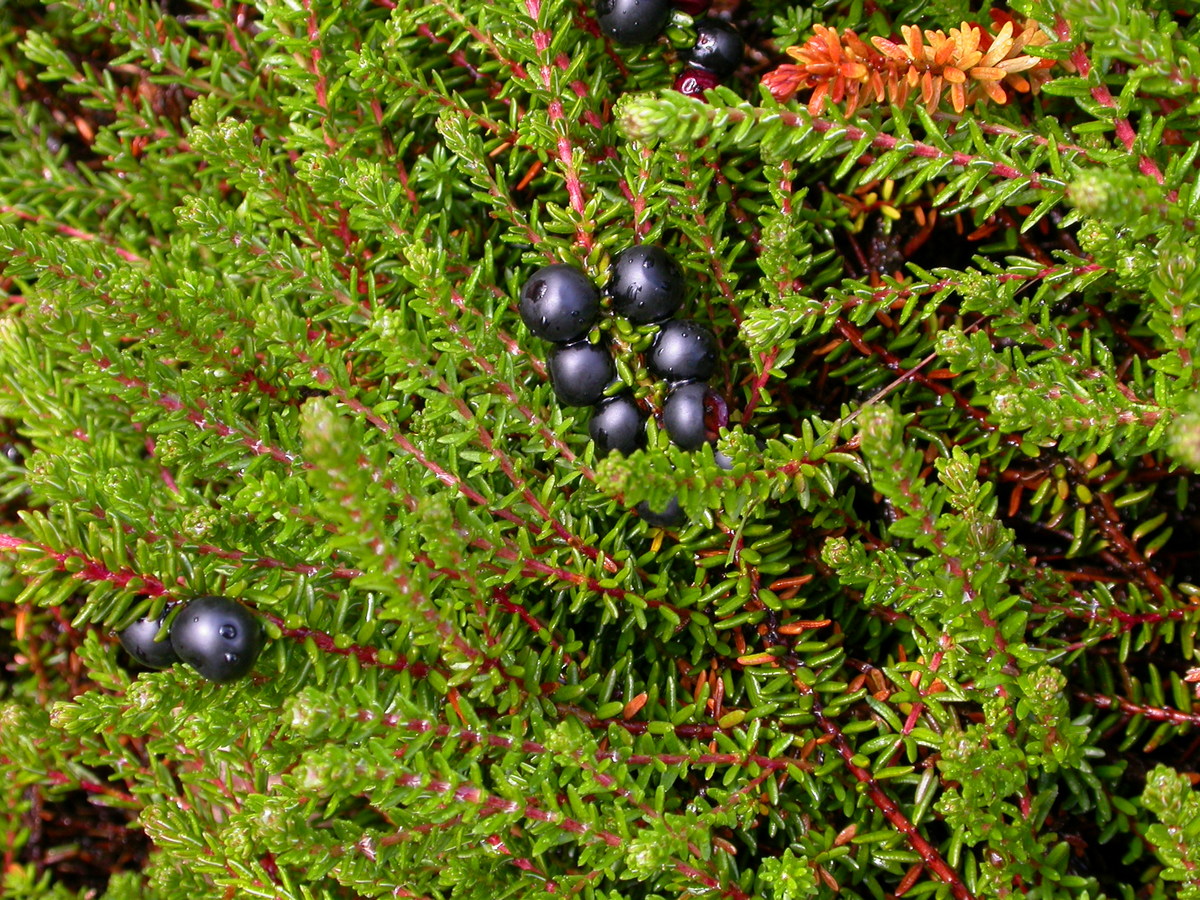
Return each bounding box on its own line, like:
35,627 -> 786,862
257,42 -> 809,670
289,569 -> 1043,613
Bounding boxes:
168,596 -> 263,683
1,0 -> 1199,897
117,611 -> 179,670
518,263 -> 600,343
683,18 -> 743,77
606,245 -> 687,324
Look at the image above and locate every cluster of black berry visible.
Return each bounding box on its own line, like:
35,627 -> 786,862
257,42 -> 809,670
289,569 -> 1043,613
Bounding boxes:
519,246 -> 724,526
118,595 -> 263,683
593,0 -> 744,100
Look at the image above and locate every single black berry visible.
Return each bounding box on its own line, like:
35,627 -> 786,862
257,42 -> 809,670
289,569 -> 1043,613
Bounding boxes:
118,611 -> 179,669
684,19 -> 743,77
637,495 -> 685,527
548,341 -> 616,407
589,393 -> 646,457
662,381 -> 711,450
595,0 -> 671,45
607,246 -> 685,325
673,66 -> 720,99
169,595 -> 263,683
519,264 -> 600,343
647,319 -> 718,382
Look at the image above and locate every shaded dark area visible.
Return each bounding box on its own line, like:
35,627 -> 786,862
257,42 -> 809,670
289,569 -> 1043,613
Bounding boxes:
18,783 -> 153,894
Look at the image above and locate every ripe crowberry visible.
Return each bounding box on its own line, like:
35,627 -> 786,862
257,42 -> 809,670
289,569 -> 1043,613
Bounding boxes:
684,19 -> 743,77
519,264 -> 600,343
595,0 -> 671,44
169,596 -> 263,683
548,341 -> 616,407
607,246 -> 685,325
589,393 -> 646,457
662,381 -> 711,450
673,0 -> 711,15
673,67 -> 720,99
647,319 -> 718,382
118,611 -> 179,669
637,495 -> 685,527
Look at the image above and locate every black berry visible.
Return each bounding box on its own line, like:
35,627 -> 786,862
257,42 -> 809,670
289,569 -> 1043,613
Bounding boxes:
637,495 -> 685,527
673,0 -> 710,15
519,264 -> 600,343
662,381 -> 711,450
169,595 -> 263,683
673,67 -> 720,98
548,341 -> 616,407
684,19 -> 743,77
607,246 -> 685,325
595,0 -> 671,44
589,393 -> 646,457
118,611 -> 179,669
647,319 -> 718,382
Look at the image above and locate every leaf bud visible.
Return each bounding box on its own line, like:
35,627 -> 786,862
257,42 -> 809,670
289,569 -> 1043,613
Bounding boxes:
615,92 -> 673,144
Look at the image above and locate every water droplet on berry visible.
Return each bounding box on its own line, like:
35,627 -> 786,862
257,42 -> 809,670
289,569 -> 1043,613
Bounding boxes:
225,652 -> 240,664
219,624 -> 237,639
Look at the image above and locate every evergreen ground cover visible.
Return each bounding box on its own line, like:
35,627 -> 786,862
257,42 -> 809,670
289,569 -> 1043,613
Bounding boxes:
1,0 -> 1199,897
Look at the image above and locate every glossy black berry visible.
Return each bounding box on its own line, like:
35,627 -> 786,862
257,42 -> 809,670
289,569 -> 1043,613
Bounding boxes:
647,319 -> 718,382
519,264 -> 600,343
589,393 -> 646,457
118,611 -> 179,669
684,19 -> 743,77
637,495 -> 685,527
662,381 -> 711,450
673,67 -> 720,99
548,341 -> 616,407
169,595 -> 263,683
607,246 -> 685,325
595,0 -> 671,45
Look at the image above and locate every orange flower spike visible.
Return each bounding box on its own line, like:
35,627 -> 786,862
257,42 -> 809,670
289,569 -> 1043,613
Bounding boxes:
978,21 -> 1016,68
932,32 -> 957,67
952,24 -> 984,70
971,66 -> 1007,82
809,81 -> 831,114
920,69 -> 935,105
979,78 -> 1008,104
824,25 -> 844,63
996,55 -> 1041,74
928,76 -> 943,112
1012,20 -> 1048,54
762,64 -> 808,102
950,81 -> 967,113
871,37 -> 909,61
764,15 -> 1058,114
846,30 -> 875,60
903,24 -> 925,61
869,69 -> 886,103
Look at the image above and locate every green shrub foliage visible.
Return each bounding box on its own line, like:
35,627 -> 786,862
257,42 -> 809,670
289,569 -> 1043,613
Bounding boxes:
1,0 -> 1199,897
